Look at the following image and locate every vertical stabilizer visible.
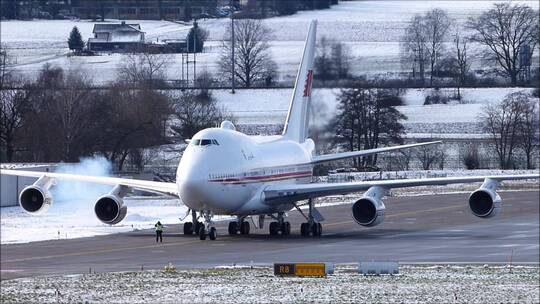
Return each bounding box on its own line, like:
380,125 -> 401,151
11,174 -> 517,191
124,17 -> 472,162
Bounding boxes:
282,20 -> 317,143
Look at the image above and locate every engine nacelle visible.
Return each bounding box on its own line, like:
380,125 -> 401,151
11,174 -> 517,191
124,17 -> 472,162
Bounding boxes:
19,185 -> 53,214
352,197 -> 385,227
19,176 -> 55,214
94,195 -> 128,225
469,189 -> 501,218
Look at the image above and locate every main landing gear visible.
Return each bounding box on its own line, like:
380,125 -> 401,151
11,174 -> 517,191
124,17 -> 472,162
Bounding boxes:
183,210 -> 217,241
298,199 -> 322,237
228,217 -> 251,235
268,212 -> 291,236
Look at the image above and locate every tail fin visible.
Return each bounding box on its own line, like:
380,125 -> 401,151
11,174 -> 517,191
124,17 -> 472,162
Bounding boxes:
282,20 -> 317,143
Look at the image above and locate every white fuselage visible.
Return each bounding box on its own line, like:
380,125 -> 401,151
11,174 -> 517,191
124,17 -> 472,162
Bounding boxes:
176,127 -> 315,215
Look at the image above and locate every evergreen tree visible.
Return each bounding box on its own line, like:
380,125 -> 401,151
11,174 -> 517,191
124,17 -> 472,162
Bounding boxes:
333,88 -> 407,169
275,0 -> 299,16
67,26 -> 85,53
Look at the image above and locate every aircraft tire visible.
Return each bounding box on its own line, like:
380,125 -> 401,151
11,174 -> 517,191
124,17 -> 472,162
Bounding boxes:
300,223 -> 309,237
269,222 -> 279,235
240,221 -> 250,235
209,227 -> 217,240
228,222 -> 238,235
199,227 -> 206,240
183,222 -> 194,235
281,222 -> 291,235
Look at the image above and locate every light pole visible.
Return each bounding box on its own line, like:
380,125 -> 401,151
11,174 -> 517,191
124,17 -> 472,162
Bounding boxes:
230,0 -> 235,94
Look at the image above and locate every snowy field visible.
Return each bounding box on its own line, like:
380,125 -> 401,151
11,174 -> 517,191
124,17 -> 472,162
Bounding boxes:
1,265 -> 538,303
1,1 -> 538,83
212,87 -> 535,127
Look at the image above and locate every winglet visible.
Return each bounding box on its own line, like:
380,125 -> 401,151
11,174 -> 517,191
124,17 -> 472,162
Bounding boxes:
282,20 -> 317,143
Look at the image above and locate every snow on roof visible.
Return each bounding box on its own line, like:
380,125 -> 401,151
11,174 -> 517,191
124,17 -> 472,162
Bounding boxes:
93,22 -> 143,34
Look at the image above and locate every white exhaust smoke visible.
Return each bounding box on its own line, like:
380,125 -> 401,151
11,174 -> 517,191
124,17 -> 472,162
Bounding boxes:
50,156 -> 113,214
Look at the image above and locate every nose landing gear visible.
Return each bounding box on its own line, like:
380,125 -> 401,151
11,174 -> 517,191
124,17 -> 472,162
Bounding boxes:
183,210 -> 203,235
194,210 -> 217,241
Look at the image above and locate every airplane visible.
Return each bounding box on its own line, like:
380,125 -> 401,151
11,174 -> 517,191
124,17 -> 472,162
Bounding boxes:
1,20 -> 538,241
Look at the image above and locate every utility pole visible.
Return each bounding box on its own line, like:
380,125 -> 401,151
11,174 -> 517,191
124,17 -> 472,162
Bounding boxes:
230,0 -> 235,94
193,20 -> 197,84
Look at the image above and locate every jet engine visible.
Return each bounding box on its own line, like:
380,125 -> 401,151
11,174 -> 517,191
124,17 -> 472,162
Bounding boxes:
352,186 -> 386,227
468,178 -> 501,218
19,176 -> 55,214
94,185 -> 129,225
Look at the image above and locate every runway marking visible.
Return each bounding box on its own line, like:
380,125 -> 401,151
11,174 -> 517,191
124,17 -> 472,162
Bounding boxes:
324,204 -> 463,227
1,239 -> 202,264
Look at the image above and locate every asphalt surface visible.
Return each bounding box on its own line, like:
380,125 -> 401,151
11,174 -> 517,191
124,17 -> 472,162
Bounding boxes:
1,191 -> 539,280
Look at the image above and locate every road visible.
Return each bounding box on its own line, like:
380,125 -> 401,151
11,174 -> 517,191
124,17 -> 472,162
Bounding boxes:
1,191 -> 538,280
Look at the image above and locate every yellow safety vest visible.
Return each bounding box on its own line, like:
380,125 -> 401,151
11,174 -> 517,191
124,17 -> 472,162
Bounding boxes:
155,224 -> 163,232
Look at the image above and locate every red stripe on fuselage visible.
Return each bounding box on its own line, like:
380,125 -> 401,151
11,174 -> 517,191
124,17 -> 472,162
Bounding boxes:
209,171 -> 312,184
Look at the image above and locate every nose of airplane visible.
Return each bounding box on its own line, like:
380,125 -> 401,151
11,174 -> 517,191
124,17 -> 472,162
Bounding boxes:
177,152 -> 209,208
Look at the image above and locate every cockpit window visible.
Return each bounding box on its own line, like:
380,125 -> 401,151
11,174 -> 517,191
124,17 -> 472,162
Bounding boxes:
191,139 -> 219,146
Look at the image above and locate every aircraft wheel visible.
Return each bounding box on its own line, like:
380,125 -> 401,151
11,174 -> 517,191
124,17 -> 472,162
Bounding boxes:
240,221 -> 250,235
228,222 -> 238,235
209,227 -> 217,240
269,222 -> 279,235
194,221 -> 203,233
199,226 -> 206,240
281,222 -> 291,236
183,222 -> 194,235
300,223 -> 309,237
312,223 -> 322,236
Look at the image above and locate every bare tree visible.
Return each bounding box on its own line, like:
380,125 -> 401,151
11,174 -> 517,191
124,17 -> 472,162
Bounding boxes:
117,53 -> 171,88
219,19 -> 276,88
48,69 -> 95,160
401,15 -> 428,85
415,142 -> 444,170
0,79 -> 33,162
170,90 -> 234,140
314,36 -> 333,81
452,28 -> 470,100
314,36 -> 351,81
425,9 -> 452,86
481,92 -> 527,169
462,143 -> 480,169
467,3 -> 539,85
517,96 -> 539,169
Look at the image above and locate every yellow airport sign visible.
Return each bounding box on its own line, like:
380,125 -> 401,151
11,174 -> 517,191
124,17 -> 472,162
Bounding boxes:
274,263 -> 332,277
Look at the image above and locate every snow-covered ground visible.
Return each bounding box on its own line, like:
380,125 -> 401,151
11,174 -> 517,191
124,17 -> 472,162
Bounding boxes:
1,265 -> 538,303
0,197 -> 186,244
213,87 -> 534,125
2,1 -> 538,82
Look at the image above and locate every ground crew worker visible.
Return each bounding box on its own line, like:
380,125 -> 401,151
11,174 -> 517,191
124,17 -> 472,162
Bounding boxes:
155,221 -> 163,243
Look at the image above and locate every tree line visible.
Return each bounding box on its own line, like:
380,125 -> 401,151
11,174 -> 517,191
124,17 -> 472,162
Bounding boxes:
0,46 -> 231,169
401,3 -> 539,89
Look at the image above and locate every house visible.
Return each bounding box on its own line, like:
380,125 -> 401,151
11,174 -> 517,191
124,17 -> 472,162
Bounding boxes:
87,21 -> 145,52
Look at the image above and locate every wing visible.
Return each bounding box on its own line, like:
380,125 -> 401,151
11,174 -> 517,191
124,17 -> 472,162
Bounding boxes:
0,169 -> 178,197
312,141 -> 442,164
263,174 -> 539,204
